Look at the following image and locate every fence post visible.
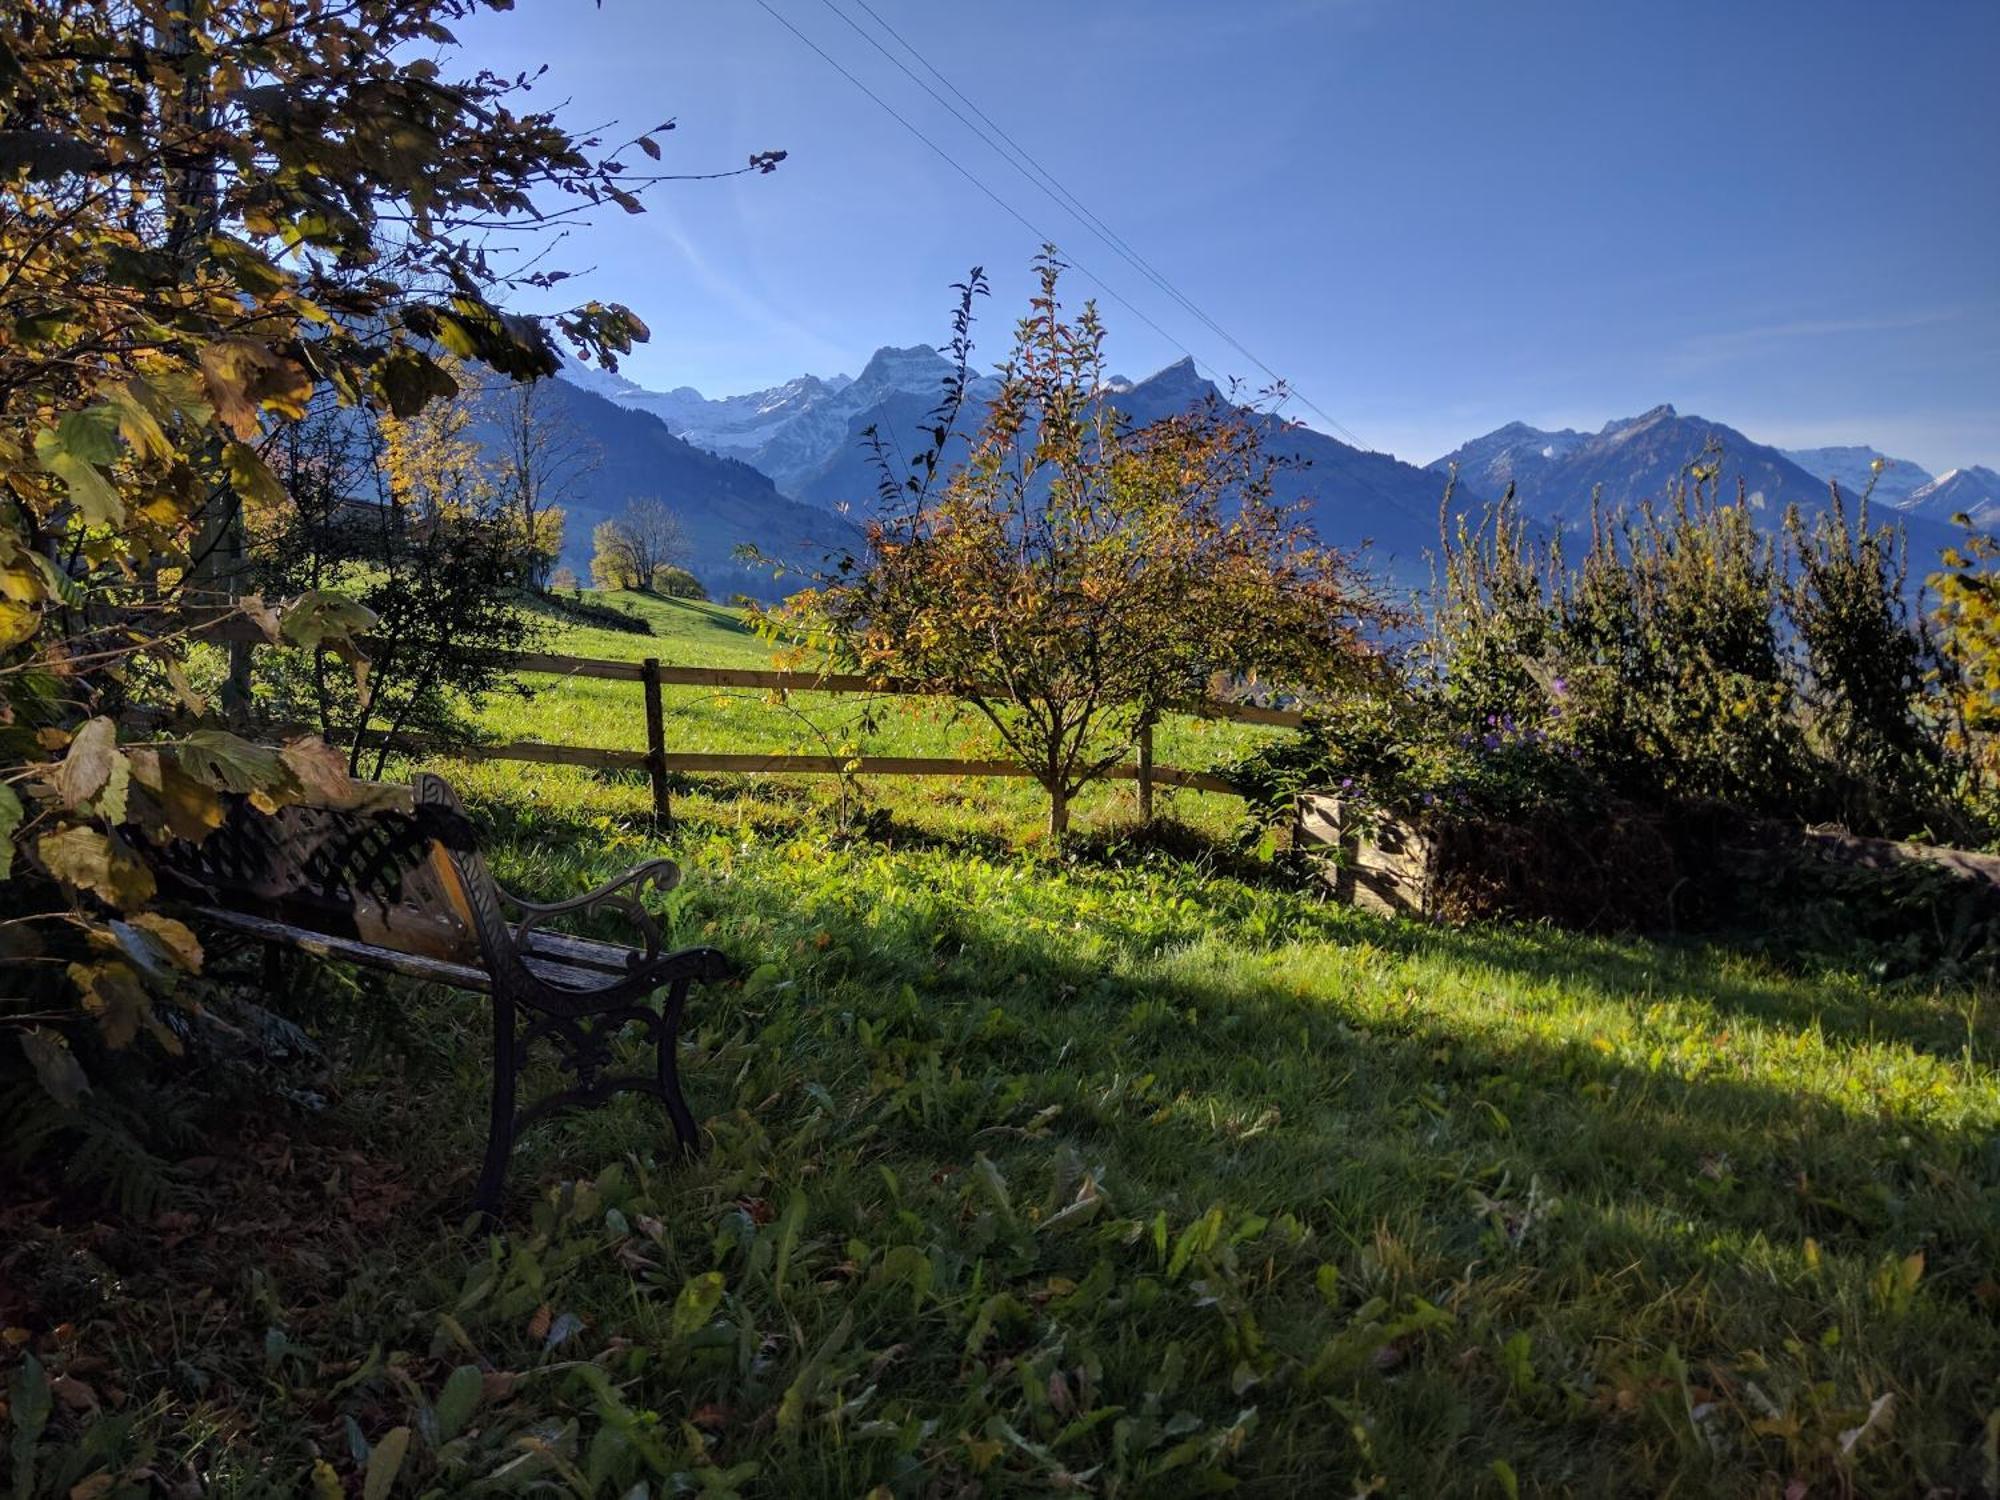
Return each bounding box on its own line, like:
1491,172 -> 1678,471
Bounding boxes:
641,657 -> 672,828
1137,722 -> 1155,824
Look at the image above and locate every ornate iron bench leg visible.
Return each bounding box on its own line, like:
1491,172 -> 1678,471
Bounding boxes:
472,986 -> 519,1218
656,975 -> 700,1157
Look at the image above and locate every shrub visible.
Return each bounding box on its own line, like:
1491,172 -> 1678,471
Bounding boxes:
1787,496 -> 1959,836
653,566 -> 708,600
1416,465 -> 1958,837
1232,459 -> 1979,933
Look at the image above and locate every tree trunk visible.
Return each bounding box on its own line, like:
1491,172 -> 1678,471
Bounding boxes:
1047,782 -> 1069,839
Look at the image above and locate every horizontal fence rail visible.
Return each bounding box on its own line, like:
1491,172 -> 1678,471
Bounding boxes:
183,614 -> 1291,814
491,650 -> 1307,729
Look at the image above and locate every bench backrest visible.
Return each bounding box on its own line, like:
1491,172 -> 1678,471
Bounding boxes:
146,772 -> 508,967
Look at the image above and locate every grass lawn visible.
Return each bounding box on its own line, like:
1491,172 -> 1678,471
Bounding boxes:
6,595 -> 1998,1497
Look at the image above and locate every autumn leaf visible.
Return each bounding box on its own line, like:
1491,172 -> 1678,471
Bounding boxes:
0,780 -> 22,878
54,716 -> 118,808
38,825 -> 156,909
199,339 -> 312,440
0,598 -> 37,650
223,439 -> 288,513
127,912 -> 203,972
127,749 -> 225,844
69,959 -> 156,1048
105,378 -> 173,460
176,729 -> 284,794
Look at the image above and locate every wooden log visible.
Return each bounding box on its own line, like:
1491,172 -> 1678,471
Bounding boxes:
185,905 -> 493,990
1802,830 -> 2000,889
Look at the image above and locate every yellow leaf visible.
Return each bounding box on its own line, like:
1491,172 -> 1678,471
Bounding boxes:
106,379 -> 172,460
224,440 -> 287,515
128,913 -> 203,973
68,960 -> 152,1048
55,716 -> 117,809
0,598 -> 37,650
199,339 -> 312,441
126,748 -> 225,844
38,825 -> 155,909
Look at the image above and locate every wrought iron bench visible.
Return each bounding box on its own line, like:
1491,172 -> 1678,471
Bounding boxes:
144,771 -> 731,1213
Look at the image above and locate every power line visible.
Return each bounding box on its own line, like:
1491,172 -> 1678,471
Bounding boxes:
749,0 -> 1223,384
750,0 -> 1440,533
830,0 -> 1373,450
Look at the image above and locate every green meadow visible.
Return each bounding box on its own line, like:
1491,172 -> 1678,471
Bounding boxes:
468,591 -> 1273,844
12,594 -> 1997,1498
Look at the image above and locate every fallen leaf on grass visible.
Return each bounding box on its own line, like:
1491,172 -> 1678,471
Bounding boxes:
1839,1391 -> 1895,1455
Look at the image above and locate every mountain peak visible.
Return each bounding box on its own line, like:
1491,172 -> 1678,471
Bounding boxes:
1128,355 -> 1216,403
854,344 -> 949,389
1781,444 -> 1933,504
1902,464 -> 2000,528
1602,403 -> 1677,434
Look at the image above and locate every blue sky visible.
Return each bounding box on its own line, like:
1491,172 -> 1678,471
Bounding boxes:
453,0 -> 2000,473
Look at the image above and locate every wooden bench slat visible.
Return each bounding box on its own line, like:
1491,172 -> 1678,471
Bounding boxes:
520,955 -> 635,992
519,927 -> 644,975
192,906 -> 653,997
189,905 -> 494,991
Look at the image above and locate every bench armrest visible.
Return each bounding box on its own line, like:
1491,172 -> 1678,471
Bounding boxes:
500,859 -> 683,967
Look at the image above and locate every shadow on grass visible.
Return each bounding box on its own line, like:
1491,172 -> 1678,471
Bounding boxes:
715,881 -> 1997,1306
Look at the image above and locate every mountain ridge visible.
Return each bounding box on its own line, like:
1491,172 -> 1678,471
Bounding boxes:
1782,444 -> 1933,505
555,349 -> 1983,602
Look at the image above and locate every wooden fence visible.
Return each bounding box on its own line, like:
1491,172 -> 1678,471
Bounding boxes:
194,621 -> 1303,818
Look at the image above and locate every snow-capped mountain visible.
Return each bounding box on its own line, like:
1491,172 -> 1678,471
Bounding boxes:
1431,405 -> 1836,527
783,354 -> 1460,588
1782,445 -> 1933,505
1430,420 -> 1590,498
562,345 -> 996,494
465,376 -> 858,602
1899,465 -> 2000,529
742,345 -> 1001,494
561,357 -> 855,462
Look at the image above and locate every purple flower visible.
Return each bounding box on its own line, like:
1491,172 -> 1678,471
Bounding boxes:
1550,677 -> 1568,699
